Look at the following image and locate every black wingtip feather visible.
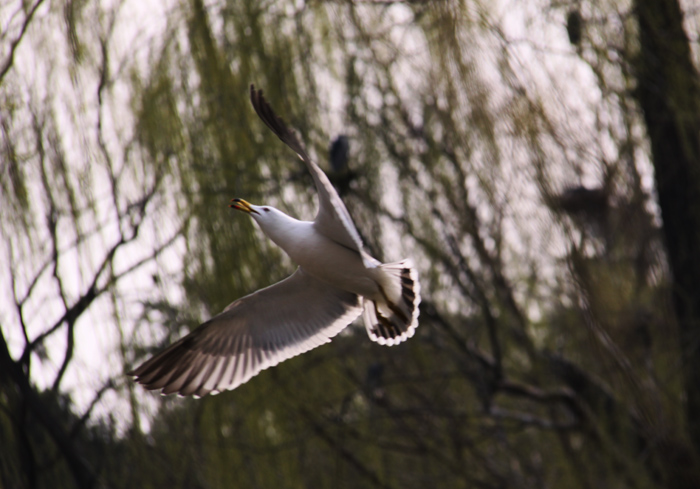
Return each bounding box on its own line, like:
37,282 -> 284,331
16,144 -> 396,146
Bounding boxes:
249,84 -> 309,160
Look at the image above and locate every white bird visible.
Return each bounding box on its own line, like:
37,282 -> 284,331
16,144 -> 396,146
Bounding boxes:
129,85 -> 420,397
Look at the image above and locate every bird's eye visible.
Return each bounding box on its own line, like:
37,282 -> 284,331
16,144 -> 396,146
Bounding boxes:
263,207 -> 270,212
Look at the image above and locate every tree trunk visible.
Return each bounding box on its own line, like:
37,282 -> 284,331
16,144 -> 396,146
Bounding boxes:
633,0 -> 700,453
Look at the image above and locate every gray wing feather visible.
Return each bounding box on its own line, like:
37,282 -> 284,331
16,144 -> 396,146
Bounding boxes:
130,268 -> 362,396
249,84 -> 365,253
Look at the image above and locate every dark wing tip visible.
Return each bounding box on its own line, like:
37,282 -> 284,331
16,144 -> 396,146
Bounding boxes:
249,84 -> 308,160
249,84 -> 283,136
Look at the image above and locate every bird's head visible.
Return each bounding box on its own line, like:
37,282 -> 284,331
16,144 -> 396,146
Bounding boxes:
230,198 -> 302,249
230,198 -> 290,227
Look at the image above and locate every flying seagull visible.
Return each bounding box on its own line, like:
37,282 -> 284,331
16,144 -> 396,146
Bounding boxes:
129,85 -> 421,397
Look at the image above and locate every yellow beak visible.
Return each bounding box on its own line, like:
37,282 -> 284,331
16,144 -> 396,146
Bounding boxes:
229,198 -> 258,214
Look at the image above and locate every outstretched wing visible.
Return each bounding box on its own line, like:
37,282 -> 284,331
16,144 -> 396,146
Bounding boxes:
129,268 -> 362,396
250,84 -> 365,254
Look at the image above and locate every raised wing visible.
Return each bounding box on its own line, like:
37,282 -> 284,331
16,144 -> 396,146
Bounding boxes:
250,84 -> 365,254
129,269 -> 362,396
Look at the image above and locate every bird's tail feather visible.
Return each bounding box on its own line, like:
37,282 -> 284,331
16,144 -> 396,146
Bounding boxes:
363,259 -> 421,346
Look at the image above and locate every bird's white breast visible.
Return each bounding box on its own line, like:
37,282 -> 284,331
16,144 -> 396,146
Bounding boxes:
258,217 -> 379,298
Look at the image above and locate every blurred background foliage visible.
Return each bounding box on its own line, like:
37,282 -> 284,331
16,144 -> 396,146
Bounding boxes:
1,0 -> 700,487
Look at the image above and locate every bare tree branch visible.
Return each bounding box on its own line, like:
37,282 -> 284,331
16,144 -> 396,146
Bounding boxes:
0,0 -> 46,85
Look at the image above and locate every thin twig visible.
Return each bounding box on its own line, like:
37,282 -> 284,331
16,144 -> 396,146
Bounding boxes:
0,0 -> 46,85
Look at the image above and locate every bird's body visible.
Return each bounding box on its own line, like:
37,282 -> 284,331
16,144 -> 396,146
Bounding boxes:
250,206 -> 380,299
129,85 -> 420,396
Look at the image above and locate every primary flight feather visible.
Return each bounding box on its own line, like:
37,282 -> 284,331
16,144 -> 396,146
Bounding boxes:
129,85 -> 420,396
